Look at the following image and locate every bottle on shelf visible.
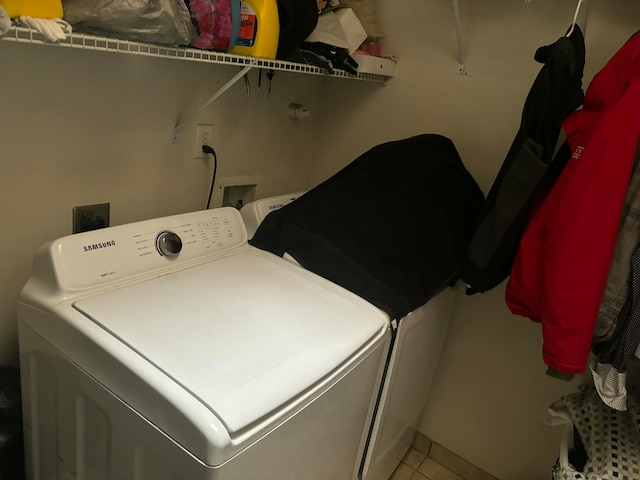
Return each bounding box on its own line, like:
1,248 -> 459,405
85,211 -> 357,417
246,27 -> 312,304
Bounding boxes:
231,0 -> 280,59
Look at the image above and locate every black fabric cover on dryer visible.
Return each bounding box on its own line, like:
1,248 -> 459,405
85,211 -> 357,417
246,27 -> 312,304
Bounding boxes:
250,134 -> 484,319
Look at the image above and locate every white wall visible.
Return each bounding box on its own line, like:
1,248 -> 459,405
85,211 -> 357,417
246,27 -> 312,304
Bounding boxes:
312,1 -> 640,479
0,39 -> 325,365
2,2 -> 638,479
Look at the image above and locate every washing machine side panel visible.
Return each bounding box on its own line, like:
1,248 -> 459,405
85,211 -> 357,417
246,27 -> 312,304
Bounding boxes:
17,305 -> 235,466
360,287 -> 457,480
18,321 -> 215,480
19,321 -> 389,480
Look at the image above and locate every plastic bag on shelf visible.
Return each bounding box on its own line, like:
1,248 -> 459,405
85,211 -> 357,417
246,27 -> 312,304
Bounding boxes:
185,0 -> 236,52
62,0 -> 195,46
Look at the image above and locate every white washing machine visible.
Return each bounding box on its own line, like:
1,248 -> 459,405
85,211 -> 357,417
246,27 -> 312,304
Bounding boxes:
240,194 -> 457,480
17,207 -> 391,480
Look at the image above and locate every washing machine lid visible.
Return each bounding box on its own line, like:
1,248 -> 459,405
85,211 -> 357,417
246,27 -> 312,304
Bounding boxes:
73,248 -> 387,435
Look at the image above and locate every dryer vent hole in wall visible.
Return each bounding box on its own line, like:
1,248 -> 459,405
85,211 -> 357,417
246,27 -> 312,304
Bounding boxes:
222,185 -> 257,209
72,203 -> 110,234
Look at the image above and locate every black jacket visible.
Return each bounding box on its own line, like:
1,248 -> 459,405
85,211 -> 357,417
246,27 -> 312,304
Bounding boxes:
460,26 -> 586,294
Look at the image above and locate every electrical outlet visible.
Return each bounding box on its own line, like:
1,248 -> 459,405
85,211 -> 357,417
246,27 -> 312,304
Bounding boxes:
194,124 -> 214,159
73,203 -> 110,234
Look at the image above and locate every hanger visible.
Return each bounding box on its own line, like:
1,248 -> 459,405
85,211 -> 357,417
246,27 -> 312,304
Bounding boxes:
566,0 -> 583,37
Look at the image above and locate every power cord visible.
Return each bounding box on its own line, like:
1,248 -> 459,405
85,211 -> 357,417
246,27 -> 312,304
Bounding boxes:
202,144 -> 217,210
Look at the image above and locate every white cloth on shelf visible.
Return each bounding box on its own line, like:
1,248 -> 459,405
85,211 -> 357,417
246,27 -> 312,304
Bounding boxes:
15,16 -> 72,42
0,6 -> 11,35
305,8 -> 366,54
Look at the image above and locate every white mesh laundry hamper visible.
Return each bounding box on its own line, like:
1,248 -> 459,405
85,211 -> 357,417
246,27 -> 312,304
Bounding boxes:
548,384 -> 640,480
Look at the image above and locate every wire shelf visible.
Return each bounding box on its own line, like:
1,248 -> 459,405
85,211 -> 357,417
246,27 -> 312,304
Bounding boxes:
2,26 -> 391,84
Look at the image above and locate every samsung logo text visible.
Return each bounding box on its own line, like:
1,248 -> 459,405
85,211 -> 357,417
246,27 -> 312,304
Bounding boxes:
83,241 -> 117,252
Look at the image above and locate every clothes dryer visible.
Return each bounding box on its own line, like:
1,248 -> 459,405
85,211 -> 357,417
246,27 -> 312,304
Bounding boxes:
241,191 -> 305,239
17,207 -> 390,480
240,194 -> 457,480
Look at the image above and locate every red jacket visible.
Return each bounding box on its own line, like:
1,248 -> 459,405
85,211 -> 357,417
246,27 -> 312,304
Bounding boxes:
505,32 -> 640,375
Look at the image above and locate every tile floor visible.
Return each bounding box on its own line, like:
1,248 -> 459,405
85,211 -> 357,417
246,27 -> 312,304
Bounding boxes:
388,433 -> 498,480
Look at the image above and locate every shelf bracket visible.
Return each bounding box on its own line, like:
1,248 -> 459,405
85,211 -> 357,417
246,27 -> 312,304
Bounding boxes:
452,0 -> 466,75
171,65 -> 253,143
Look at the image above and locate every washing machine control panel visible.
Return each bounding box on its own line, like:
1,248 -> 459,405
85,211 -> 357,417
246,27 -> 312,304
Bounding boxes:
36,207 -> 248,293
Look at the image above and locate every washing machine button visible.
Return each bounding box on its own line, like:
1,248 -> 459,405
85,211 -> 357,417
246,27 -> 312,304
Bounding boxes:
156,231 -> 182,257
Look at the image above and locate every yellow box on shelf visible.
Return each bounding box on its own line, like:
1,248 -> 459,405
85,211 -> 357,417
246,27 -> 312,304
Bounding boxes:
0,0 -> 63,18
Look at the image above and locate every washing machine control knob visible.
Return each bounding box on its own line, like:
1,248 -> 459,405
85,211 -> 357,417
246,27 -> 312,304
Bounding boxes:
155,230 -> 182,257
